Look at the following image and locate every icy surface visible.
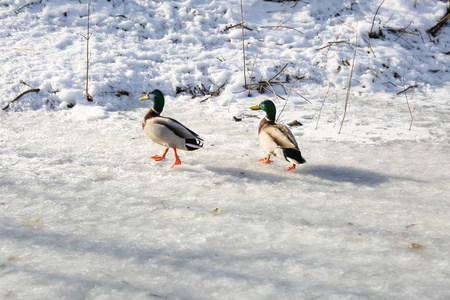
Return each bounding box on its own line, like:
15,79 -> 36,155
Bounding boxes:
1,0 -> 449,299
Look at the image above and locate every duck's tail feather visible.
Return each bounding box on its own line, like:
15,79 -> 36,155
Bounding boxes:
185,137 -> 204,151
283,148 -> 306,165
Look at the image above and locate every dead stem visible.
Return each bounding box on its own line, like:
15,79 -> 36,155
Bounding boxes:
369,0 -> 386,37
339,31 -> 358,134
276,83 -> 293,122
248,42 -> 269,96
240,0 -> 247,87
2,88 -> 40,111
401,57 -> 415,130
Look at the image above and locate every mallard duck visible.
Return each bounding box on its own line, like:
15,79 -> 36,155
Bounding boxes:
250,100 -> 306,171
140,89 -> 203,168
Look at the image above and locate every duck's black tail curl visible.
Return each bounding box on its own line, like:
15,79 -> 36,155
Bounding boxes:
185,138 -> 204,151
283,148 -> 306,165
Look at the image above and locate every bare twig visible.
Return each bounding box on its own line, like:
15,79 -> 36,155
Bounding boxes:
316,40 -> 346,51
427,7 -> 450,36
394,21 -> 413,41
240,0 -> 247,87
382,14 -> 393,28
401,57 -> 414,130
364,35 -> 376,57
368,67 -> 380,82
262,76 -> 281,103
224,23 -> 253,31
2,89 -> 40,111
396,84 -> 418,95
272,80 -> 311,104
339,30 -> 358,134
15,1 -> 42,14
80,3 -> 93,101
276,83 -> 293,122
268,63 -> 288,82
369,0 -> 386,37
338,20 -> 357,32
387,26 -> 419,37
248,42 -> 268,96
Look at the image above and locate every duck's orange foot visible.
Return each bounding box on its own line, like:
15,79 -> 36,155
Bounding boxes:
151,155 -> 165,161
151,148 -> 169,161
285,164 -> 296,171
170,147 -> 182,168
171,157 -> 181,168
259,156 -> 273,164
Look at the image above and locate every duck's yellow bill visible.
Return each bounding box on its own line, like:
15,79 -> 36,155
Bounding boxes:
139,95 -> 149,100
250,104 -> 260,110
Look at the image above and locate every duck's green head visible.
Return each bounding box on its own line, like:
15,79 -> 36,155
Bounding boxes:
140,89 -> 165,113
250,100 -> 276,121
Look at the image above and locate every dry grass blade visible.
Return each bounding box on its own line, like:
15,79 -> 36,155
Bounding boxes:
394,21 -> 414,41
339,31 -> 358,134
248,42 -> 268,96
338,20 -> 357,32
276,83 -> 293,122
272,80 -> 311,104
262,76 -> 281,103
268,63 -> 288,82
316,40 -> 346,51
369,0 -> 386,38
401,57 -> 415,130
240,0 -> 247,87
82,3 -> 93,102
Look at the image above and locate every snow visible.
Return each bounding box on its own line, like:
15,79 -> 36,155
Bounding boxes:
1,0 -> 449,299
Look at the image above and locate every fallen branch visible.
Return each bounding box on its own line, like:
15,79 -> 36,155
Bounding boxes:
427,7 -> 450,36
396,84 -> 418,95
15,1 -> 42,14
2,89 -> 40,111
224,23 -> 253,32
316,40 -> 346,51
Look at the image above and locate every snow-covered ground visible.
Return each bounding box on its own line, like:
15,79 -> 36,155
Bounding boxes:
1,0 -> 449,299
